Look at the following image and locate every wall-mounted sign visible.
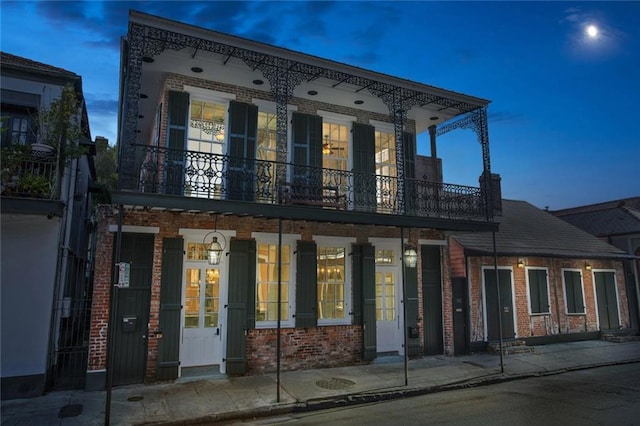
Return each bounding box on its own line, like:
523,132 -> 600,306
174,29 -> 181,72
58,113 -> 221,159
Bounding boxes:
117,262 -> 131,288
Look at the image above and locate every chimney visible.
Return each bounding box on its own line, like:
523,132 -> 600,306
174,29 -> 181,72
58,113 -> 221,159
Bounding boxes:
479,171 -> 502,215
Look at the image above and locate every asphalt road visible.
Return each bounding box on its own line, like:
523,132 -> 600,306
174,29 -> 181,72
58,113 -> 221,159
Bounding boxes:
222,362 -> 640,425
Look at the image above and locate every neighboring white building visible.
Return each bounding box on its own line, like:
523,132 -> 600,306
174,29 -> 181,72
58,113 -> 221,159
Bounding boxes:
1,52 -> 96,399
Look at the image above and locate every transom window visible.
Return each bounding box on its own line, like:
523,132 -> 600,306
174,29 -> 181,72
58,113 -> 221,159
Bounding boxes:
256,243 -> 290,322
317,246 -> 346,320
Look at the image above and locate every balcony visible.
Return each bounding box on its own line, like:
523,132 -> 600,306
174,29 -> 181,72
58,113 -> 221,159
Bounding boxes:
1,145 -> 59,200
118,145 -> 491,225
0,144 -> 64,217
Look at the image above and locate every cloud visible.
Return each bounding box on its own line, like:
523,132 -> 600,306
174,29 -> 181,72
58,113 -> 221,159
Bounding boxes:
85,97 -> 118,116
488,111 -> 525,125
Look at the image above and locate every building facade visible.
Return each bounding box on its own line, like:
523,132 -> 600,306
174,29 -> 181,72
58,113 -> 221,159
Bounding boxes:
451,200 -> 631,353
0,52 -> 96,399
553,197 -> 640,334
87,11 -> 499,388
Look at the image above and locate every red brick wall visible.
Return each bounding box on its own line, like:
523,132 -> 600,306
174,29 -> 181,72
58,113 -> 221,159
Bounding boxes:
465,255 -> 628,343
88,207 -> 447,380
247,326 -> 363,374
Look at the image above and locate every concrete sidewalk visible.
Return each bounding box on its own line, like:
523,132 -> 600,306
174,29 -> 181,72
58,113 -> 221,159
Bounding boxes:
2,340 -> 639,425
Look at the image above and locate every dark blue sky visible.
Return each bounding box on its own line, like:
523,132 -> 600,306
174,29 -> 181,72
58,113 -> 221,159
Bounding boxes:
2,1 -> 638,209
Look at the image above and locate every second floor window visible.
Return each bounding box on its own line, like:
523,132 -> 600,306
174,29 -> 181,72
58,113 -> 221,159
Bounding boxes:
188,99 -> 226,154
0,106 -> 37,147
375,130 -> 396,212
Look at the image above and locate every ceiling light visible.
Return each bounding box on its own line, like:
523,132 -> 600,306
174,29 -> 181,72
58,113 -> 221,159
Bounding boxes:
191,67 -> 203,73
142,56 -> 154,63
430,116 -> 439,121
140,93 -> 148,99
252,79 -> 264,85
307,90 -> 318,96
354,100 -> 364,105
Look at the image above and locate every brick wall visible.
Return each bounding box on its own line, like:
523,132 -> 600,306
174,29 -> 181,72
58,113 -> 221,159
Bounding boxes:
247,326 -> 363,374
465,255 -> 628,343
88,207 -> 448,381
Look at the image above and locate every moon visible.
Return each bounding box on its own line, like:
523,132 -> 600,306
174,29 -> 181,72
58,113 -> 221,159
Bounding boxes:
586,25 -> 599,38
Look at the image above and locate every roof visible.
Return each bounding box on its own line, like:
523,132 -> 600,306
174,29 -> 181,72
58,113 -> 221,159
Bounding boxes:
452,199 -> 629,259
552,197 -> 640,237
1,51 -> 79,78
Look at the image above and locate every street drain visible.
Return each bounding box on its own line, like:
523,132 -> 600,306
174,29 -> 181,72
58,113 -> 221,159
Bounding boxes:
127,395 -> 144,402
58,404 -> 83,418
315,377 -> 355,390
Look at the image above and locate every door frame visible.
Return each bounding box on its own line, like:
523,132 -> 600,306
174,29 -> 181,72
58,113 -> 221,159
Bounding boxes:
370,238 -> 403,355
592,269 -> 621,331
179,229 -> 235,375
481,266 -> 517,341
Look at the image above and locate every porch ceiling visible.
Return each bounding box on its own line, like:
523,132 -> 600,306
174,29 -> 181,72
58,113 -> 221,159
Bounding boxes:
112,191 -> 498,233
131,10 -> 490,148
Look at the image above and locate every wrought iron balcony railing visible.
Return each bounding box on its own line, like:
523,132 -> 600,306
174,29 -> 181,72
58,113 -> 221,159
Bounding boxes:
124,144 -> 488,221
0,149 -> 59,200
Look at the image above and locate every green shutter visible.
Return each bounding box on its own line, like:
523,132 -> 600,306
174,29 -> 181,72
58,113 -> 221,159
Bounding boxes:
351,244 -> 363,326
528,269 -> 548,314
352,122 -> 376,212
422,246 -> 443,355
564,270 -> 583,314
361,244 -> 377,360
403,132 -> 417,214
228,101 -> 258,201
226,239 -> 256,374
405,258 -> 420,356
291,113 -> 323,198
157,238 -> 183,380
295,240 -> 317,328
166,91 -> 189,195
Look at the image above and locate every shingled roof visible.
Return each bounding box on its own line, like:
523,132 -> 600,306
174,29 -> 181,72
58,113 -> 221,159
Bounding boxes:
552,197 -> 640,237
452,199 -> 629,259
1,51 -> 78,77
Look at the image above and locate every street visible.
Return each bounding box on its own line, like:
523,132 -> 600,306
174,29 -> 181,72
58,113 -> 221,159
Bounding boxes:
223,363 -> 640,425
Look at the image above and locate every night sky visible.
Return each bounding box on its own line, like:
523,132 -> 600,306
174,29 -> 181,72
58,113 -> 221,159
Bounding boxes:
2,1 -> 638,209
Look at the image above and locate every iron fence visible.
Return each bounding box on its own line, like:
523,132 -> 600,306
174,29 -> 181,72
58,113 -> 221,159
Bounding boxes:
127,144 -> 487,221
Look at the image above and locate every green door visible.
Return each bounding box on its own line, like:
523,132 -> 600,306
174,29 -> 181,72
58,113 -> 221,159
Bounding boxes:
112,233 -> 154,385
594,271 -> 620,330
484,269 -> 515,341
422,246 -> 443,355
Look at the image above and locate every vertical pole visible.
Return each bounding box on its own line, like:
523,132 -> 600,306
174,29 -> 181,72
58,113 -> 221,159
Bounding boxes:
276,218 -> 282,402
105,205 -> 124,425
401,228 -> 408,386
491,231 -> 504,373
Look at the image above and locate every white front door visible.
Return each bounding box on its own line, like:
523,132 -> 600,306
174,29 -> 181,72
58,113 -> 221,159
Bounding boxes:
374,246 -> 403,355
181,264 -> 224,369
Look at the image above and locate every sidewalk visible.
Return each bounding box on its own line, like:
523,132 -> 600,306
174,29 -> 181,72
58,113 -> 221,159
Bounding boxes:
2,340 -> 639,425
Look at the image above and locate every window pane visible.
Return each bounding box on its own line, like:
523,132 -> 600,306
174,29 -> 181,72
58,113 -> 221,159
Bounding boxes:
185,268 -> 200,328
317,246 -> 346,320
255,243 -> 290,322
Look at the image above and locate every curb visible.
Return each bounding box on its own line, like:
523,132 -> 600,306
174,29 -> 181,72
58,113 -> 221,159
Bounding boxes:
152,358 -> 640,425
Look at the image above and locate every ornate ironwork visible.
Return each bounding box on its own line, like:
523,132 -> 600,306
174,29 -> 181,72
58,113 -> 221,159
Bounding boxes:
130,144 -> 487,221
123,19 -> 492,219
435,106 -> 492,219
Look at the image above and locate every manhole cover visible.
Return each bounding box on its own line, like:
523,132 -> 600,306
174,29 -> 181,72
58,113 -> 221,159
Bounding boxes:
315,377 -> 355,390
127,395 -> 144,402
58,404 -> 83,418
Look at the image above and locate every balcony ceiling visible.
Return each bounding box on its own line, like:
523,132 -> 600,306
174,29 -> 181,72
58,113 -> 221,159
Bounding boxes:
132,10 -> 489,148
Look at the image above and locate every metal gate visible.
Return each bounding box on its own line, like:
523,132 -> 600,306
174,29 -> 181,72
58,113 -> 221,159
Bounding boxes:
49,256 -> 92,390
